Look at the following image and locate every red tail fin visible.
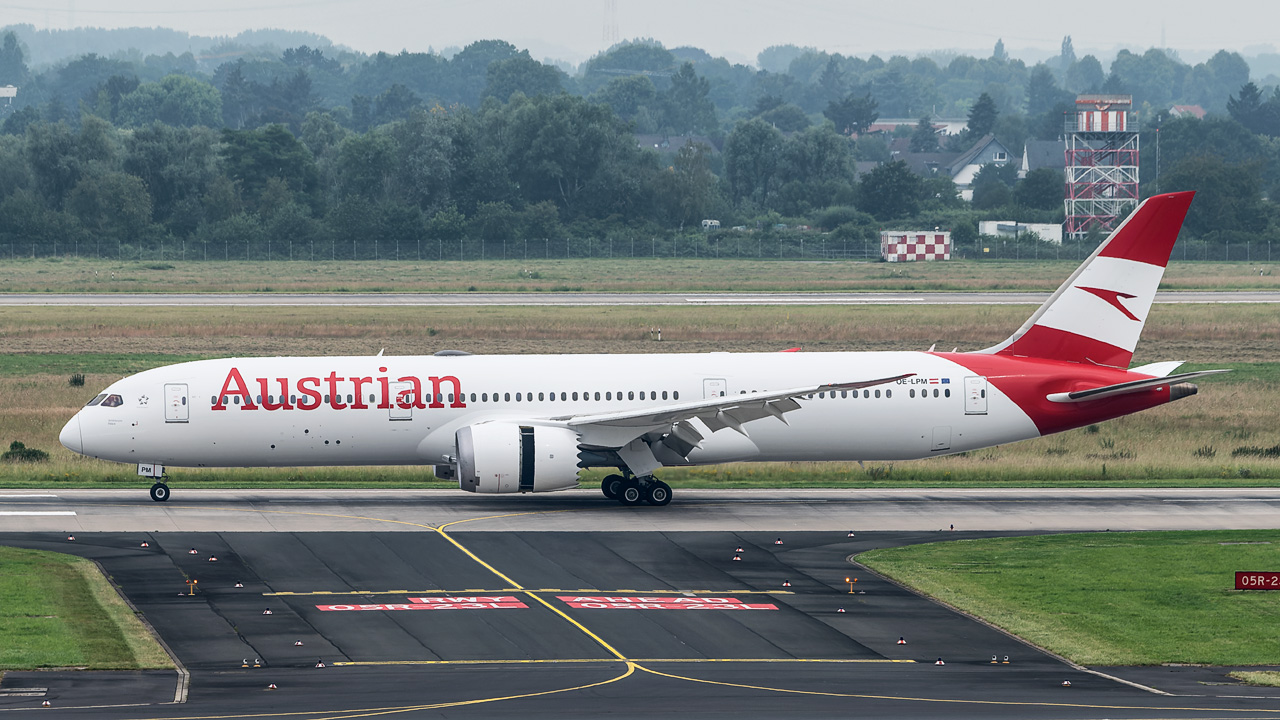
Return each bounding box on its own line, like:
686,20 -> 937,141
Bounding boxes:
976,192 -> 1194,367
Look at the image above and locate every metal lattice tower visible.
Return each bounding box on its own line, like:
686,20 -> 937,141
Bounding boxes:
1064,94 -> 1138,240
603,0 -> 619,45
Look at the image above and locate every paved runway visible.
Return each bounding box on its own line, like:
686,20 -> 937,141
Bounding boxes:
2,490 -> 1279,719
3,487 -> 1280,534
1,290 -> 1279,306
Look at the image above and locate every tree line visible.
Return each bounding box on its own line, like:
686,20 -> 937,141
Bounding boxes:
0,30 -> 1278,260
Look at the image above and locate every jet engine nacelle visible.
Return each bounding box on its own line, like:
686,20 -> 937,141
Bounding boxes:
455,423 -> 582,494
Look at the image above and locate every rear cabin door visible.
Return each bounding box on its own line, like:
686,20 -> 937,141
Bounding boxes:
164,383 -> 189,423
703,378 -> 727,398
389,381 -> 413,421
964,376 -> 988,415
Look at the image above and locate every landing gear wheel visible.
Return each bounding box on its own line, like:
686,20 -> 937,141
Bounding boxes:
149,483 -> 170,502
643,480 -> 672,506
601,474 -> 625,500
618,479 -> 644,506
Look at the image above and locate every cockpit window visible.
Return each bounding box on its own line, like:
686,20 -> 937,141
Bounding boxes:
100,394 -> 124,408
84,394 -> 107,407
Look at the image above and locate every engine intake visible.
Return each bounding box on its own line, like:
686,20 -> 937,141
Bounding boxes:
455,423 -> 582,494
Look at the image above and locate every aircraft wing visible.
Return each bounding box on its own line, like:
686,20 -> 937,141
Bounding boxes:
555,374 -> 913,448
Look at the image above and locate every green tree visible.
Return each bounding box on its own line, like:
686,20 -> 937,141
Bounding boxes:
1160,154 -> 1267,236
857,160 -> 922,220
908,116 -> 939,152
66,171 -> 155,246
1228,82 -> 1266,134
663,140 -> 717,228
1013,168 -> 1064,210
967,92 -> 998,137
1066,55 -> 1105,93
824,92 -> 878,135
221,124 -> 320,211
484,53 -> 563,102
757,103 -> 810,131
117,74 -> 223,128
663,62 -> 716,134
0,32 -> 30,86
123,123 -> 220,236
818,55 -> 844,100
723,118 -> 784,203
992,39 -> 1008,63
1027,64 -> 1069,116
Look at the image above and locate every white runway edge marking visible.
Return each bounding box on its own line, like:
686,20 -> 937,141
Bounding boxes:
0,494 -> 59,498
0,511 -> 77,516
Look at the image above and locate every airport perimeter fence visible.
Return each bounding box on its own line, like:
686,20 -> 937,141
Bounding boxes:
0,234 -> 1276,264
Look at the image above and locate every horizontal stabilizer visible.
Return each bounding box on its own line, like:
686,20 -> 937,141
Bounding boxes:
1046,369 -> 1231,403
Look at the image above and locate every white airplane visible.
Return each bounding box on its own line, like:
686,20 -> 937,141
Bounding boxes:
60,191 -> 1225,506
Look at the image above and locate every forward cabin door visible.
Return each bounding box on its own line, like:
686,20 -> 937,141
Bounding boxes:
389,381 -> 413,421
164,383 -> 189,423
703,378 -> 727,398
964,376 -> 988,415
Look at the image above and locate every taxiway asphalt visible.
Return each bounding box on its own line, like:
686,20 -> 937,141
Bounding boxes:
1,490 -> 1279,719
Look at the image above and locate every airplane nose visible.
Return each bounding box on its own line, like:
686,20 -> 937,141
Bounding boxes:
59,414 -> 82,454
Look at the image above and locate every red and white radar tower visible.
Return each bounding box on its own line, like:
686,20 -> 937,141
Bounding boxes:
1064,94 -> 1138,240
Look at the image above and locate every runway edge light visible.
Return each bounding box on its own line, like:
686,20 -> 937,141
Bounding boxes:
935,658 -> 945,665
897,637 -> 906,645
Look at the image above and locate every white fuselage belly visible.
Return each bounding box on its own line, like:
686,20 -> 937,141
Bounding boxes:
77,352 -> 1040,468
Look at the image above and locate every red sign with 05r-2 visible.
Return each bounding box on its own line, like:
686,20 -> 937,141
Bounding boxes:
1235,572 -> 1280,590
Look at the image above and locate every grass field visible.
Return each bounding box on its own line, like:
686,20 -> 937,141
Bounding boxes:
0,547 -> 172,670
1232,671 -> 1280,687
856,530 -> 1280,666
0,303 -> 1276,490
1,257 -> 1279,293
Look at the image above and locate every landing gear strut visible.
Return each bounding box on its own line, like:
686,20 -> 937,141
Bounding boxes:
149,482 -> 170,502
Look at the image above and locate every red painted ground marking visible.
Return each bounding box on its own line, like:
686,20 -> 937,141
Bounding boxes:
556,596 -> 777,610
318,596 -> 528,611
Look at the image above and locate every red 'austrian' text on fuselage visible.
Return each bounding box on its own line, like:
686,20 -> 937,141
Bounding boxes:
211,367 -> 466,411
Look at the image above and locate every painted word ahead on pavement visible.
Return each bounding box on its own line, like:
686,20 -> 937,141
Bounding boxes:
557,596 -> 778,610
317,596 -> 528,611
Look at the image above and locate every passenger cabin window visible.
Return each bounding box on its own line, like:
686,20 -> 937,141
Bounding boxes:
86,394 -> 107,407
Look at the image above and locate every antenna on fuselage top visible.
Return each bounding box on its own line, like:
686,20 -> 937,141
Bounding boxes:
377,348 -> 384,357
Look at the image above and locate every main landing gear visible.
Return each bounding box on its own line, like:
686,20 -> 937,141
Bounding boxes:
149,482 -> 170,502
600,474 -> 671,506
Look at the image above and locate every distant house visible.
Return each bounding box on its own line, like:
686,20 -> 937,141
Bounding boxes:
1019,139 -> 1065,179
889,133 -> 1013,201
867,118 -> 969,136
1168,104 -> 1206,120
947,135 -> 1011,199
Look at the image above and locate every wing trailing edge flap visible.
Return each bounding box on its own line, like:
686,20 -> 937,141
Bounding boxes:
1046,369 -> 1231,403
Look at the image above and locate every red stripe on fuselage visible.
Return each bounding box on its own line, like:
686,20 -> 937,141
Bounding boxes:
999,324 -> 1132,369
937,352 -> 1173,436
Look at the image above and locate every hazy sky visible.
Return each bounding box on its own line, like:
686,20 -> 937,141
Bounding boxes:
9,0 -> 1279,66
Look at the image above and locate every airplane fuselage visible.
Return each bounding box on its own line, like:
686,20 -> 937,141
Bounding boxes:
62,350 -> 1174,472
